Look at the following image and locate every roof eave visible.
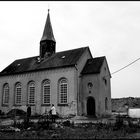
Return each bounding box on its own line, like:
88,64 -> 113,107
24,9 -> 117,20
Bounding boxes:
81,72 -> 100,75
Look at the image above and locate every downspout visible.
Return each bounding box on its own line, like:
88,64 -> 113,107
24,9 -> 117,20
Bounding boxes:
74,64 -> 79,116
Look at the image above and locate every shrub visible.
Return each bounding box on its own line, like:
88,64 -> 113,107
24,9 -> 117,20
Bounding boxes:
125,125 -> 137,133
114,115 -> 124,129
7,109 -> 26,118
63,120 -> 71,127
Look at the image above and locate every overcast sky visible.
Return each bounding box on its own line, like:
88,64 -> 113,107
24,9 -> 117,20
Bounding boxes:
0,1 -> 140,98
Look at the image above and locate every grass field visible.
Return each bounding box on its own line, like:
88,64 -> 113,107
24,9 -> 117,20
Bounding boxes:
0,118 -> 140,139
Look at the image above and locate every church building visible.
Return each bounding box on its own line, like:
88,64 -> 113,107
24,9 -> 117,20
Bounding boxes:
0,10 -> 111,117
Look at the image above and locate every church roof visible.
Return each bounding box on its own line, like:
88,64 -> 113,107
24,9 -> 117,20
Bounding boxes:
0,47 -> 89,76
81,56 -> 105,74
41,10 -> 56,42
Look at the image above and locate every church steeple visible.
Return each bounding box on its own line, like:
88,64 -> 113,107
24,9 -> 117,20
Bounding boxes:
40,9 -> 56,58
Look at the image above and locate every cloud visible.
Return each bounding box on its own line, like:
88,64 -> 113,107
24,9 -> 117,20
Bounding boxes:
0,2 -> 140,98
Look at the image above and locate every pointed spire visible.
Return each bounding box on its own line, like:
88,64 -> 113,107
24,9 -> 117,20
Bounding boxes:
41,9 -> 56,42
40,9 -> 56,58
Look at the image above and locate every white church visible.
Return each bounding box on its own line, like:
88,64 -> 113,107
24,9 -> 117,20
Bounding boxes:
0,10 -> 112,117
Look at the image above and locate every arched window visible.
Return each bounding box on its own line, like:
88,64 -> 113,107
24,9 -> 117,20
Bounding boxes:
42,79 -> 50,104
103,77 -> 107,86
28,81 -> 35,104
59,78 -> 68,104
3,83 -> 9,105
105,97 -> 108,110
15,82 -> 22,105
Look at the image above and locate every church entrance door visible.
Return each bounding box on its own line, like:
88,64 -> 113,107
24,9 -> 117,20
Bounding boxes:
87,97 -> 96,116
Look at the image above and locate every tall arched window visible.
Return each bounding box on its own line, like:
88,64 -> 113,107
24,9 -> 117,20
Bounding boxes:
3,83 -> 9,105
28,81 -> 35,104
42,79 -> 50,104
15,82 -> 22,105
59,78 -> 68,104
105,97 -> 108,110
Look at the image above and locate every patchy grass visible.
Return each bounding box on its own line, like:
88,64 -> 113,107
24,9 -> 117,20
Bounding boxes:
0,117 -> 140,139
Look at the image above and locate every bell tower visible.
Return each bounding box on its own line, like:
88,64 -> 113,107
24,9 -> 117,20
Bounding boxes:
40,9 -> 56,58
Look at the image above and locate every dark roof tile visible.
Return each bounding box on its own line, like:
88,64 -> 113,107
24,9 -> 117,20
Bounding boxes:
0,47 -> 88,75
81,56 -> 105,74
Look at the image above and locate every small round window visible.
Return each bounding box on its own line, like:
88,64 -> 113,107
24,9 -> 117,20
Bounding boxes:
88,82 -> 93,89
